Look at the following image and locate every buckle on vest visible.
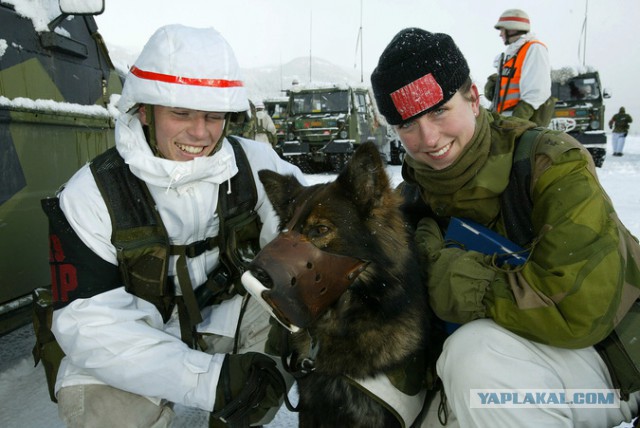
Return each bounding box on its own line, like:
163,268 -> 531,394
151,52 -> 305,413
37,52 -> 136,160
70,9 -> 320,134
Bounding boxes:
185,237 -> 218,258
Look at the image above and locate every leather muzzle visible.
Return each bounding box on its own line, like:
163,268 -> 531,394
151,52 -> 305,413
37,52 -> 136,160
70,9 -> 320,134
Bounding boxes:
244,230 -> 369,330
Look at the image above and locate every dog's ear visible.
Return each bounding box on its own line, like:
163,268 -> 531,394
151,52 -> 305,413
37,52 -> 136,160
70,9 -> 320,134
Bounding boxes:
337,142 -> 391,215
258,170 -> 304,225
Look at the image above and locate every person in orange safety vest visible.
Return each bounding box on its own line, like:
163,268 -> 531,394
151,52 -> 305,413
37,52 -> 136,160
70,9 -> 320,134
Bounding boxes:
485,9 -> 555,127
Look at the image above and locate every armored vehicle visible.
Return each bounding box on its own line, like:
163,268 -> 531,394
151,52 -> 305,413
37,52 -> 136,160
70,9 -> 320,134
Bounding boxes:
281,84 -> 390,173
0,0 -> 122,334
549,69 -> 610,167
263,96 -> 289,146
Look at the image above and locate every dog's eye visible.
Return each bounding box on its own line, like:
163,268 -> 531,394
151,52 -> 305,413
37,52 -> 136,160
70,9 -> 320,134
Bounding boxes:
308,225 -> 330,238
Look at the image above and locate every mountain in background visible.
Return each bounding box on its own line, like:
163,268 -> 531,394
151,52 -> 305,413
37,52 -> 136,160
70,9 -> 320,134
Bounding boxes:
106,43 -> 367,103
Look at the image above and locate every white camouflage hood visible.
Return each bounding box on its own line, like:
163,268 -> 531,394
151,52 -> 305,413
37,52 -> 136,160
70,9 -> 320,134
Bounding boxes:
115,112 -> 238,190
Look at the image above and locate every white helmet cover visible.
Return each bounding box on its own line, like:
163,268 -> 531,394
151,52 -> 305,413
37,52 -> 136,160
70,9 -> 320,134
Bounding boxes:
494,9 -> 531,32
117,24 -> 249,113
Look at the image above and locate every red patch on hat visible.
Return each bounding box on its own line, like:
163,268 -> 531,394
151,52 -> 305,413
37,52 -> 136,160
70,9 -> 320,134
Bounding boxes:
390,73 -> 444,120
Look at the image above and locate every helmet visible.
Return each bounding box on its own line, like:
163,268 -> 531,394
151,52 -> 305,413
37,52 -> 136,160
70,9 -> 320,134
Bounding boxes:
494,9 -> 530,32
117,24 -> 249,114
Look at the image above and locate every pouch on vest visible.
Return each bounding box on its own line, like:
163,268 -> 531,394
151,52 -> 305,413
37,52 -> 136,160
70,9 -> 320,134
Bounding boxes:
91,148 -> 175,322
31,287 -> 64,403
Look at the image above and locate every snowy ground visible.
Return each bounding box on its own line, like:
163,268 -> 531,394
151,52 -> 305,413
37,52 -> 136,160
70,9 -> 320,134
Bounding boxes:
1,136 -> 639,428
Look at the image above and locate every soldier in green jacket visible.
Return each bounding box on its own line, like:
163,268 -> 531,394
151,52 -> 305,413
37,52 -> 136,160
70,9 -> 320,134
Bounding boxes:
371,27 -> 640,427
609,106 -> 633,156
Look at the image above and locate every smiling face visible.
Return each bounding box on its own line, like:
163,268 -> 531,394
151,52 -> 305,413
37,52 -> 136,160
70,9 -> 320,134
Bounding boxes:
139,105 -> 226,161
395,84 -> 480,170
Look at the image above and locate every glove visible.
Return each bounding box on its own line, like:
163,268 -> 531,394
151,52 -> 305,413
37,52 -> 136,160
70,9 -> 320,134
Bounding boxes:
414,217 -> 502,324
483,73 -> 498,101
414,217 -> 445,264
624,132 -> 628,137
211,352 -> 286,427
512,100 -> 535,122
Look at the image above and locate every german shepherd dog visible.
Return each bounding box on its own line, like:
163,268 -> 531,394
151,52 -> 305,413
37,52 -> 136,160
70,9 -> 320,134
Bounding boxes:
242,142 -> 431,427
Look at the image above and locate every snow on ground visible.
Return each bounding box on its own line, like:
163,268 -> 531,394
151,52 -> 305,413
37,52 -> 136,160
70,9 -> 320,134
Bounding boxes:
1,136 -> 639,428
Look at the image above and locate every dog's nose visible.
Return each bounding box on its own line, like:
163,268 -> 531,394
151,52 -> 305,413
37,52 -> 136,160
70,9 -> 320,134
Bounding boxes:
250,266 -> 273,289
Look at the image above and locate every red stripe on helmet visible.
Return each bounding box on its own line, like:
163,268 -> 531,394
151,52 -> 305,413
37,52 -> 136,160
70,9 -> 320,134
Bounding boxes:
499,16 -> 530,24
390,73 -> 443,120
130,66 -> 244,88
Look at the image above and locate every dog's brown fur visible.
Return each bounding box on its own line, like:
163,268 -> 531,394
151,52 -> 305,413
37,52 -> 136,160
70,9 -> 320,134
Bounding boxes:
252,142 -> 430,427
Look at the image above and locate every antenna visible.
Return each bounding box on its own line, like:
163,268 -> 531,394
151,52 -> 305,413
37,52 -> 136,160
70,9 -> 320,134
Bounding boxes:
578,0 -> 588,68
360,0 -> 364,83
309,5 -> 313,83
353,0 -> 364,83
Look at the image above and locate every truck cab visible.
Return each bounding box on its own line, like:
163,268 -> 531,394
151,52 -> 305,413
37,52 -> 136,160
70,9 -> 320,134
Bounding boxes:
549,70 -> 611,167
0,0 -> 122,334
281,84 -> 389,173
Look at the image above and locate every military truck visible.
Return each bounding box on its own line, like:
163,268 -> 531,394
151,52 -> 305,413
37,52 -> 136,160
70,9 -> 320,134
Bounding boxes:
263,96 -> 289,146
549,69 -> 611,167
280,84 -> 390,173
0,0 -> 123,335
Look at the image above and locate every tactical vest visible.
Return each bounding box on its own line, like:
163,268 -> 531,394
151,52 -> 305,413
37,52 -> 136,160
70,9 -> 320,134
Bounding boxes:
90,136 -> 261,337
496,40 -> 545,113
33,136 -> 261,401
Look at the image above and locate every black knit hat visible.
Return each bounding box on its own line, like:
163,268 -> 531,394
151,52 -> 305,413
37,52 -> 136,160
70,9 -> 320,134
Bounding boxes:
371,28 -> 470,125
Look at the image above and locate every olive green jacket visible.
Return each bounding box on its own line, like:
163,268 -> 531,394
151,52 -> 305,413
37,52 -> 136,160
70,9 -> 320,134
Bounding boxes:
410,109 -> 640,349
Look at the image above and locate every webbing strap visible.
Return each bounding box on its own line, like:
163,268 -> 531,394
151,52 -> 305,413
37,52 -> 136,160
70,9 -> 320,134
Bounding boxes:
172,246 -> 203,347
184,236 -> 219,258
500,127 -> 540,246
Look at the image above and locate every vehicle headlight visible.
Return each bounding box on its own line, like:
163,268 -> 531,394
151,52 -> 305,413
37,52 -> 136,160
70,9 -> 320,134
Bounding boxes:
590,120 -> 600,130
287,132 -> 295,140
339,130 -> 348,139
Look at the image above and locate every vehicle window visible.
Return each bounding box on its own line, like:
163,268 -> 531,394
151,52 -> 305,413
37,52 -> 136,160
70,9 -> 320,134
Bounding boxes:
291,91 -> 348,114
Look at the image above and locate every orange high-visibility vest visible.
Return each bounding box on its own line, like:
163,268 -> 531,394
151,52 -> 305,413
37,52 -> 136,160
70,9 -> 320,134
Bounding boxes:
496,40 -> 545,113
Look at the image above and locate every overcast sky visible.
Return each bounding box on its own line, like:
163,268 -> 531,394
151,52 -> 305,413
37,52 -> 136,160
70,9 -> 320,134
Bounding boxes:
96,0 -> 640,127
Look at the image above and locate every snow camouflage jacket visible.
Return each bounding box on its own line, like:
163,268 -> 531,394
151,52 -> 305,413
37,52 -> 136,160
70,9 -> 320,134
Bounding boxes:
406,109 -> 640,393
50,112 -> 305,410
491,33 -> 552,122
